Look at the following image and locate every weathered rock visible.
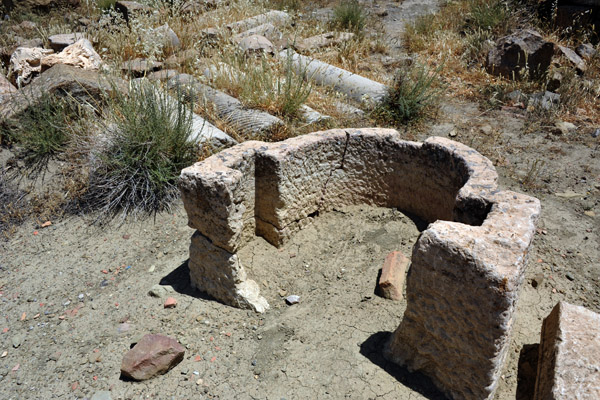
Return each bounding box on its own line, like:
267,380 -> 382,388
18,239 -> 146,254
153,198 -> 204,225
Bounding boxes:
553,120 -> 576,135
378,251 -> 409,301
164,49 -> 199,69
168,73 -> 284,138
48,32 -> 86,52
146,69 -> 179,81
556,45 -> 586,72
0,74 -> 17,103
115,1 -> 151,22
486,29 -> 554,79
533,302 -> 600,400
41,39 -> 102,71
0,37 -> 43,66
151,24 -> 181,52
180,128 -> 540,399
238,35 -> 274,56
227,10 -> 291,33
8,47 -> 54,87
120,334 -> 185,380
164,297 -> 177,308
232,23 -> 283,44
576,43 -> 596,60
121,58 -> 163,77
296,32 -> 355,51
530,91 -> 560,110
1,64 -> 124,121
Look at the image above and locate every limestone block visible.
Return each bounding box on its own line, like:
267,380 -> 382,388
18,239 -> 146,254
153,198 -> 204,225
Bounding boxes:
386,190 -> 540,400
189,231 -> 268,312
180,141 -> 266,252
296,31 -> 355,51
232,23 -> 283,44
226,10 -> 291,33
533,302 -> 600,400
8,47 -> 54,87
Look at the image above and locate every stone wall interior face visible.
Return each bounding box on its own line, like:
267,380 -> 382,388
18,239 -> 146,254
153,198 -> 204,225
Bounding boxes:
179,128 -> 541,399
534,301 -> 600,400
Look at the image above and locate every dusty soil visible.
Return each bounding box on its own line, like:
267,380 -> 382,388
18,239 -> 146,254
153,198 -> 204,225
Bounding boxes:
1,1 -> 600,399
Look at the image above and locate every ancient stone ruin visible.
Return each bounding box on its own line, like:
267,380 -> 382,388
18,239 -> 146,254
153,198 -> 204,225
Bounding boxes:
179,128 -> 541,399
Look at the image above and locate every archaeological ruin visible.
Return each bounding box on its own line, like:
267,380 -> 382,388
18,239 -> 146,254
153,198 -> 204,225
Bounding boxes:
179,128 -> 541,399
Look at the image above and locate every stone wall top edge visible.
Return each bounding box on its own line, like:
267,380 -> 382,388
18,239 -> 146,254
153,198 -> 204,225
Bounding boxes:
422,190 -> 540,281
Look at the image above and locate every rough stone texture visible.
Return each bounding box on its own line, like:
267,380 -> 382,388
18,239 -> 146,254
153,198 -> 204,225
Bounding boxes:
151,24 -> 181,52
238,35 -> 274,56
386,189 -> 540,399
226,10 -> 291,33
0,37 -> 44,67
378,251 -> 408,301
232,23 -> 283,44
41,39 -> 102,71
8,47 -> 54,87
168,73 -> 284,138
533,302 -> 600,400
486,29 -> 555,79
122,58 -> 163,77
120,334 -> 185,380
0,74 -> 17,103
48,32 -> 86,52
0,64 -> 123,121
180,127 -> 540,399
296,32 -> 355,51
556,45 -> 586,72
576,43 -> 596,60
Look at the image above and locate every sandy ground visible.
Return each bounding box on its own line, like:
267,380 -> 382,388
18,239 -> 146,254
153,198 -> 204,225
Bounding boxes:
1,0 -> 600,398
1,98 -> 599,400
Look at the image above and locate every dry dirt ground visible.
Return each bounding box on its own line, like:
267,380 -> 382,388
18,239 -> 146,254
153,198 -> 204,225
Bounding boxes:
1,2 -> 600,400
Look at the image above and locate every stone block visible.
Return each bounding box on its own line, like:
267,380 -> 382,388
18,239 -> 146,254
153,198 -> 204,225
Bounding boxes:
533,302 -> 600,400
378,251 -> 409,301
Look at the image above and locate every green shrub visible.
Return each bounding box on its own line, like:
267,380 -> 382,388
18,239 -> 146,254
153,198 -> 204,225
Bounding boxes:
373,63 -> 445,125
85,80 -> 197,222
97,0 -> 117,10
331,0 -> 367,33
466,0 -> 509,33
1,94 -> 83,177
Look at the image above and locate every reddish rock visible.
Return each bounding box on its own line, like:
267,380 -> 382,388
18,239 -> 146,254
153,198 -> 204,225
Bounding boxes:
120,334 -> 184,380
378,251 -> 409,301
533,302 -> 600,400
164,297 -> 177,308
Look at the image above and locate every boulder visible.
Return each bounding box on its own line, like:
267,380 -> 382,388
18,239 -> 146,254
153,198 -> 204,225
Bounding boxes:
8,47 -> 54,87
0,64 -> 125,121
41,39 -> 102,71
48,32 -> 86,52
150,24 -> 181,53
533,302 -> 600,400
238,35 -> 275,56
486,29 -> 554,79
120,334 -> 185,380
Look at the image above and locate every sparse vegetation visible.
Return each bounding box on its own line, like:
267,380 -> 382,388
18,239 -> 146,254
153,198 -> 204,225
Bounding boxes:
373,63 -> 445,125
331,0 -> 367,33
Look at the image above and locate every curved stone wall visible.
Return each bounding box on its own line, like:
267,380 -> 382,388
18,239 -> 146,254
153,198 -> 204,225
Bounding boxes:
179,128 -> 541,400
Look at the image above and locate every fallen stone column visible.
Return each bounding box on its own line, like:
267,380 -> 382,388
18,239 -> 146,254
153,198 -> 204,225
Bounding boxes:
281,50 -> 388,104
227,10 -> 290,33
168,73 -> 284,139
533,302 -> 600,400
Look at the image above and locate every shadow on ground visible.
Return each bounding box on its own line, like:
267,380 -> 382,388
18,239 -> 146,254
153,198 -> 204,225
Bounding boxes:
360,331 -> 449,400
160,259 -> 214,301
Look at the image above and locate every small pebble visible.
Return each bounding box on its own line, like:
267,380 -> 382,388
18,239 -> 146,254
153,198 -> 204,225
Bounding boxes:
63,301 -> 70,307
164,297 -> 177,308
78,294 -> 84,301
592,128 -> 599,138
566,272 -> 575,281
148,265 -> 156,273
285,295 -> 300,305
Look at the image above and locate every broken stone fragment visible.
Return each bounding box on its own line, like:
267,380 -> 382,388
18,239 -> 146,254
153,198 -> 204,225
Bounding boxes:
41,39 -> 102,72
48,32 -> 86,52
121,58 -> 163,77
378,251 -> 409,301
534,302 -> 600,400
296,31 -> 355,51
555,45 -> 586,73
576,43 -> 596,60
120,334 -> 185,381
238,35 -> 275,56
486,29 -> 554,79
8,47 -> 54,87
